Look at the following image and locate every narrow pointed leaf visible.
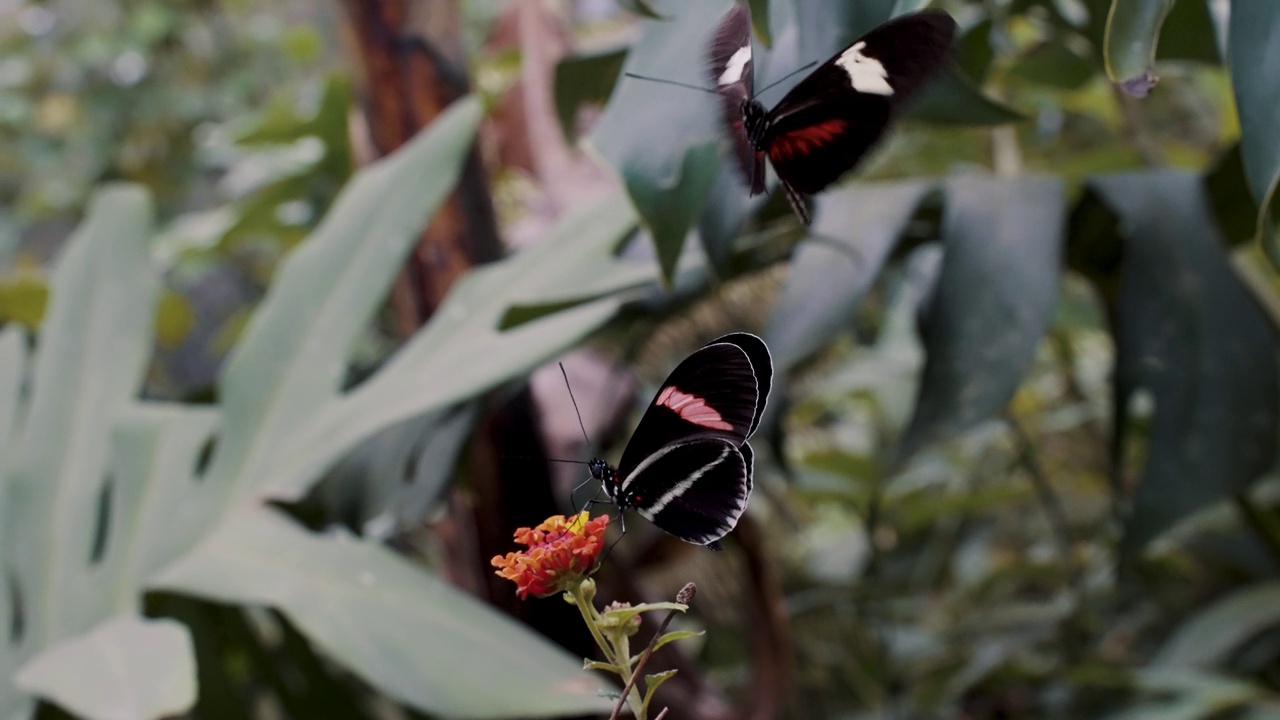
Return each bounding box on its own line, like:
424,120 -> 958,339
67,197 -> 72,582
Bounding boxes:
899,176 -> 1065,457
1104,0 -> 1175,96
151,507 -> 611,719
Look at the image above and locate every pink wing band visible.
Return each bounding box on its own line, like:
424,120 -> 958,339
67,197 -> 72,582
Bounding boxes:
656,387 -> 735,431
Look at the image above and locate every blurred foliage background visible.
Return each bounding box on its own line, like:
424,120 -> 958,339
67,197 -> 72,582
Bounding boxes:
2,0 -> 1280,719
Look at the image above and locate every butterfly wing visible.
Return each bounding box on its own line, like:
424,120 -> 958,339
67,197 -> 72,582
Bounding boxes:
616,333 -> 772,483
622,438 -> 752,546
764,10 -> 957,198
708,3 -> 765,195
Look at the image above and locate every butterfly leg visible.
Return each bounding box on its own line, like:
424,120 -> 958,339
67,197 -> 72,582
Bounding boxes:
781,179 -> 811,225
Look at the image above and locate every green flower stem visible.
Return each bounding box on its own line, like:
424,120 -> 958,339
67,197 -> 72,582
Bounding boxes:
568,581 -> 613,665
568,580 -> 646,719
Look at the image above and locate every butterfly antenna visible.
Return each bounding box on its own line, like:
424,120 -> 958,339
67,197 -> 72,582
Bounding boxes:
755,60 -> 818,97
502,455 -> 591,465
559,362 -> 594,451
623,72 -> 719,95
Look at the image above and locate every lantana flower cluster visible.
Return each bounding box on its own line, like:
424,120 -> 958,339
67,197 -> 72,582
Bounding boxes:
491,511 -> 609,598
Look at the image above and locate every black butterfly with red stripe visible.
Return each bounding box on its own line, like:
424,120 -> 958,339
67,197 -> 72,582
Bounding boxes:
586,332 -> 772,550
709,4 -> 957,223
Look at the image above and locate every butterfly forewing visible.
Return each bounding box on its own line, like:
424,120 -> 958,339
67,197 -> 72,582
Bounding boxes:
708,3 -> 765,194
709,332 -> 773,434
625,438 -> 751,546
763,11 -> 957,197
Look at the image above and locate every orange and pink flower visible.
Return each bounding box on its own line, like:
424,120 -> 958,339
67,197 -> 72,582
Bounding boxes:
491,512 -> 609,599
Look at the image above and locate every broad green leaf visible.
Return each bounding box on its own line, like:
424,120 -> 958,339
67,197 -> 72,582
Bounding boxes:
101,406 -> 221,598
905,67 -> 1026,125
590,0 -> 730,285
151,507 -> 612,719
316,403 -> 479,538
1154,581 -> 1280,668
1104,0 -> 1175,96
0,326 -> 26,462
1085,171 -> 1279,557
1105,669 -> 1266,720
1009,38 -> 1097,90
4,185 -> 159,645
747,0 -> 771,46
617,0 -> 666,20
1204,144 -> 1261,246
554,47 -> 626,141
264,190 -> 648,501
1156,0 -> 1220,63
207,97 -> 483,508
15,617 -> 194,720
765,180 -> 934,370
954,18 -> 995,82
898,176 -> 1064,457
1226,0 -> 1280,267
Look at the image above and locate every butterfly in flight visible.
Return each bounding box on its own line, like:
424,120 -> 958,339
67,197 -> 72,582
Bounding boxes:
575,333 -> 772,551
708,4 -> 957,223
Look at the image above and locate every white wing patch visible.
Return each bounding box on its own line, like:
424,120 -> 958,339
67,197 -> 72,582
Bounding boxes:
836,41 -> 893,96
718,45 -> 752,86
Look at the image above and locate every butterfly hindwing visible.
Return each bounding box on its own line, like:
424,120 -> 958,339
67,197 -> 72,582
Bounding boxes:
623,438 -> 751,546
763,11 -> 956,196
708,3 -> 764,194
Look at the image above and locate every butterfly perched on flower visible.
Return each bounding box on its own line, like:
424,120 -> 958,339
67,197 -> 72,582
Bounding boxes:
582,333 -> 772,551
708,4 -> 957,223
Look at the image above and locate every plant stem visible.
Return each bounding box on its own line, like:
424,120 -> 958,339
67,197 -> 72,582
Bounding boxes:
608,583 -> 696,720
570,583 -> 613,664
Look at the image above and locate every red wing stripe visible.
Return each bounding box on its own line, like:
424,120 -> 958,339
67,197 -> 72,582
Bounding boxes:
768,118 -> 849,162
656,386 -> 734,431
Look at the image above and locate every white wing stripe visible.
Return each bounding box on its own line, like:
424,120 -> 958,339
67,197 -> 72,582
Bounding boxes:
637,444 -> 732,519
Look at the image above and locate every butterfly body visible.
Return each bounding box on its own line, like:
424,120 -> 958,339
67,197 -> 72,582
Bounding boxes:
708,5 -> 957,223
586,332 -> 772,550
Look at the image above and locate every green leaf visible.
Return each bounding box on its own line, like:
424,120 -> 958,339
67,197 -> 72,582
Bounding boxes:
316,404 -> 479,537
262,189 -> 648,501
651,629 -> 703,653
1154,581 -> 1280,668
206,97 -> 483,505
151,507 -> 612,719
899,176 -> 1065,457
954,18 -> 995,82
1009,38 -> 1098,90
906,66 -> 1026,126
747,0 -> 771,46
1204,144 -> 1261,246
765,181 -> 934,370
617,0 -> 666,20
553,47 -> 627,140
15,617 -> 195,720
590,0 -> 735,284
628,141 -> 720,284
1226,0 -> 1280,267
3,185 -> 159,645
1104,0 -> 1175,96
1084,171 -> 1280,557
1155,0 -> 1220,63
